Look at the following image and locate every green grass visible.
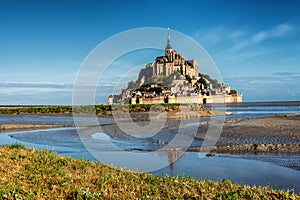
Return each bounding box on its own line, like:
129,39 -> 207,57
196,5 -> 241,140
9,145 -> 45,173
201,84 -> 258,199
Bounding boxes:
0,145 -> 298,199
5,143 -> 25,149
0,106 -> 74,115
0,104 -> 195,115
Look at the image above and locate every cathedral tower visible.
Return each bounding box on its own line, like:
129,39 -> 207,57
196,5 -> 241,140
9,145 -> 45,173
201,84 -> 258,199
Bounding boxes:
165,28 -> 173,60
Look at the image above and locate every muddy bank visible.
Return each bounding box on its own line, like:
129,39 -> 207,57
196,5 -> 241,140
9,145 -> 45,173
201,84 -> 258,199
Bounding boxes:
194,113 -> 300,153
112,110 -> 221,120
0,124 -> 65,133
188,144 -> 300,154
214,144 -> 300,153
110,105 -> 222,120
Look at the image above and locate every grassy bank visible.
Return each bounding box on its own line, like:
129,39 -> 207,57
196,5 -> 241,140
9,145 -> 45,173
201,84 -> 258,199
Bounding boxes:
0,103 -> 203,116
0,145 -> 298,199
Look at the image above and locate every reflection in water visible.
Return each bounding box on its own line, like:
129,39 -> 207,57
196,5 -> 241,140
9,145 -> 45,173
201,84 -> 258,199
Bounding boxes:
167,150 -> 184,176
155,152 -> 300,192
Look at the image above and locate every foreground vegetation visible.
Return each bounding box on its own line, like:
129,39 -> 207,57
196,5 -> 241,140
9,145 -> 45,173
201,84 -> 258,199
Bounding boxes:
0,103 -> 193,115
0,145 -> 299,199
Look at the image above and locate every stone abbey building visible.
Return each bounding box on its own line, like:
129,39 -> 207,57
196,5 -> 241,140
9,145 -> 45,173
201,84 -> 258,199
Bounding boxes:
139,33 -> 199,81
108,32 -> 242,105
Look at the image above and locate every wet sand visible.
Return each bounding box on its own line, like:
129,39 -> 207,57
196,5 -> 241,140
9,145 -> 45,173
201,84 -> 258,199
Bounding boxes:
209,113 -> 300,153
0,123 -> 65,133
189,113 -> 300,171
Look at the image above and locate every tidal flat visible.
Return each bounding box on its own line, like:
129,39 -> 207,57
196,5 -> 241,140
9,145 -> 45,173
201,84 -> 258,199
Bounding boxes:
0,103 -> 300,195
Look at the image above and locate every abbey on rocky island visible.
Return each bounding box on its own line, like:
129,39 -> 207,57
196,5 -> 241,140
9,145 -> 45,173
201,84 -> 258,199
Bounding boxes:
139,33 -> 199,81
108,32 -> 242,105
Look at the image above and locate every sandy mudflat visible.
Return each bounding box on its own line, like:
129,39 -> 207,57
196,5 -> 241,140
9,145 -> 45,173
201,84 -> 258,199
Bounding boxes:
193,113 -> 300,153
110,107 -> 222,120
0,124 -> 65,133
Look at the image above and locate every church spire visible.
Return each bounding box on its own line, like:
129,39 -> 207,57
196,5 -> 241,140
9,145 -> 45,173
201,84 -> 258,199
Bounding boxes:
167,28 -> 170,45
165,28 -> 173,52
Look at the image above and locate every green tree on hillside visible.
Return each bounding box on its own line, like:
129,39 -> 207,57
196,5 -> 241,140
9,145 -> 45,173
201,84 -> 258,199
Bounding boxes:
127,81 -> 138,90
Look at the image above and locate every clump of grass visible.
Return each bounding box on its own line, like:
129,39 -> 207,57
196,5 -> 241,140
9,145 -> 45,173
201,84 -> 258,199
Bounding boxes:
5,143 -> 25,149
0,106 -> 73,115
0,146 -> 298,199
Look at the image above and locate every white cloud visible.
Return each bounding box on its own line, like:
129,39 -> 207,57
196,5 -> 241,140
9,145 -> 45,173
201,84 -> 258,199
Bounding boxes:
197,27 -> 224,45
272,72 -> 300,77
252,23 -> 293,43
228,30 -> 246,40
0,81 -> 73,88
0,81 -> 73,97
233,23 -> 294,50
192,23 -> 295,63
223,73 -> 300,101
253,31 -> 267,43
193,26 -> 248,45
271,23 -> 293,37
0,81 -> 118,105
228,48 -> 275,61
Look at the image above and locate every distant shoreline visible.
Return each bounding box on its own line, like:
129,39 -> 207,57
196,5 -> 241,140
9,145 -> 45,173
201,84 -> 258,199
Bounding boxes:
219,101 -> 300,106
0,104 -> 219,118
1,100 -> 300,107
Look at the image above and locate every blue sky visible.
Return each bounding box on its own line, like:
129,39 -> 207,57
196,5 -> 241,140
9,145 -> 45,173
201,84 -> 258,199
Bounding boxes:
0,0 -> 300,104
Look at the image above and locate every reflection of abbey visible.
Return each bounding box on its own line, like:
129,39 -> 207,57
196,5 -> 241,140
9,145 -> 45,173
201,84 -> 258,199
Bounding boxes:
109,32 -> 242,105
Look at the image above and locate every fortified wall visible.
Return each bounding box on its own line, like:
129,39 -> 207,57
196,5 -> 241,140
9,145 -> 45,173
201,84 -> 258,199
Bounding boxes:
129,94 -> 242,105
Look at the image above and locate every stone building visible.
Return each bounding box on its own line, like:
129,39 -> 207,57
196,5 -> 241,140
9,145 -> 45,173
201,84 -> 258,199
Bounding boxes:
139,32 -> 199,82
108,31 -> 242,105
